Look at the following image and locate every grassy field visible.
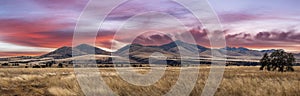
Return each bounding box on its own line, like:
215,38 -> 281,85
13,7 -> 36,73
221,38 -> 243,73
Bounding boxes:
0,66 -> 299,96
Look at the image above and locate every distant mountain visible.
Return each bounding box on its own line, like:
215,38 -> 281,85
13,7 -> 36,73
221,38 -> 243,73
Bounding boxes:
260,49 -> 277,53
40,44 -> 110,59
221,47 -> 263,56
114,44 -> 178,64
154,40 -> 208,54
116,40 -> 271,58
115,43 -> 178,58
40,46 -> 85,59
40,41 -> 298,60
75,44 -> 110,55
223,47 -> 250,52
115,40 -> 209,58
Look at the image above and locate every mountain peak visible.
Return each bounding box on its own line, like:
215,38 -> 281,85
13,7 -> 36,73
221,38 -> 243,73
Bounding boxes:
156,40 -> 207,53
75,44 -> 95,48
40,44 -> 110,59
75,44 -> 110,55
58,46 -> 71,48
224,46 -> 249,51
55,46 -> 72,51
40,46 -> 84,59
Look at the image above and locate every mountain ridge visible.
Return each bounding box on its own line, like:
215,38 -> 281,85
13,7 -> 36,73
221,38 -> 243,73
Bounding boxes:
40,40 -> 295,59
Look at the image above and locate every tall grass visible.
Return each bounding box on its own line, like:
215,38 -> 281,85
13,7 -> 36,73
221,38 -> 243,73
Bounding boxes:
0,67 -> 299,96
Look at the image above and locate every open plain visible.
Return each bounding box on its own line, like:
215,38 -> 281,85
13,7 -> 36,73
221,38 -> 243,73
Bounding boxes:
0,66 -> 299,96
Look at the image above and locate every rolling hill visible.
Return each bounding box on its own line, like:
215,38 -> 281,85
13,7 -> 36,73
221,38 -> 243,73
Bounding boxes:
40,44 -> 111,59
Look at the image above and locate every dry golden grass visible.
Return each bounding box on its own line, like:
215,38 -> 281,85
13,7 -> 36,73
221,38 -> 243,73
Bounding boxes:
0,66 -> 299,96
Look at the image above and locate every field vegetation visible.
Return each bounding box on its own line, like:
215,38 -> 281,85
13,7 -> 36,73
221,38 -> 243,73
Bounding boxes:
0,66 -> 299,96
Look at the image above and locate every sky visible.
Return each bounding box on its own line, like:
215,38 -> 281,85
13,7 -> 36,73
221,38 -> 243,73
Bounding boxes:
0,0 -> 300,56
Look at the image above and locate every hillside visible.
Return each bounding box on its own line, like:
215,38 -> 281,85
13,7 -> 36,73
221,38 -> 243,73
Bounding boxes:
40,44 -> 111,59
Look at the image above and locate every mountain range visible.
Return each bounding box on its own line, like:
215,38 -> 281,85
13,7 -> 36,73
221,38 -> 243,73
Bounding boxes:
40,40 -> 297,60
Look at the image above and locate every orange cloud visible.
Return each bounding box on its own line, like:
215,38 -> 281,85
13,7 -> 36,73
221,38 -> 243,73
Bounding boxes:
0,18 -> 74,48
0,52 -> 46,57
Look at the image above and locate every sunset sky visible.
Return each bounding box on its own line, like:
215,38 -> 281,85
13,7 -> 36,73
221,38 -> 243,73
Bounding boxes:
0,0 -> 300,56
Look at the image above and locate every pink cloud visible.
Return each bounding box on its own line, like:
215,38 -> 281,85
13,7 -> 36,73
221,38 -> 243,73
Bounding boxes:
0,18 -> 74,48
255,30 -> 300,42
219,13 -> 260,23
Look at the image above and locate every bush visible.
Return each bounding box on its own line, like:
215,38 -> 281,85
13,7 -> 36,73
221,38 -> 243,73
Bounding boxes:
58,63 -> 63,68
